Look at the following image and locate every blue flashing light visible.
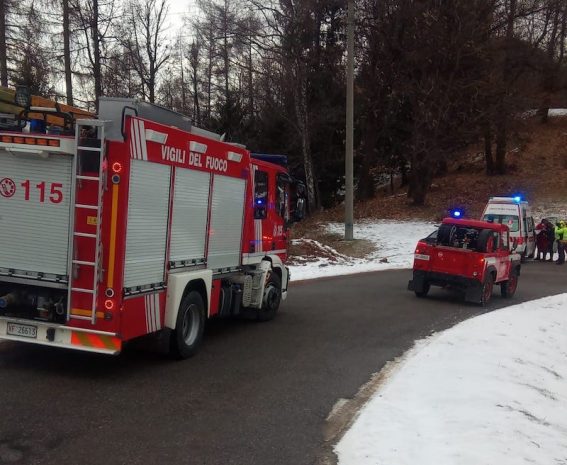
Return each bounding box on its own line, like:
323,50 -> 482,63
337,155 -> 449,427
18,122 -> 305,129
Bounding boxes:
256,199 -> 263,205
513,195 -> 522,203
450,209 -> 463,218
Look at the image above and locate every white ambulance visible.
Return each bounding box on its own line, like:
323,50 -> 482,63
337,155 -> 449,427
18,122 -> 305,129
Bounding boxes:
481,196 -> 536,261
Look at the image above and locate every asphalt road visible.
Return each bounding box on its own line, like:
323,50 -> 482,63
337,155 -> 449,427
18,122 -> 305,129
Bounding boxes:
0,262 -> 565,465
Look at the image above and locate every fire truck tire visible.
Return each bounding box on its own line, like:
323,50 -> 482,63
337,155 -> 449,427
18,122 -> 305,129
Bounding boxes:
170,291 -> 206,359
257,272 -> 282,321
501,268 -> 519,298
480,273 -> 494,306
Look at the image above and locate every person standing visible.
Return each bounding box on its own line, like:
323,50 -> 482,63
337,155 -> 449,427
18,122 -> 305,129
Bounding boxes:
535,219 -> 550,261
555,221 -> 567,265
547,220 -> 556,261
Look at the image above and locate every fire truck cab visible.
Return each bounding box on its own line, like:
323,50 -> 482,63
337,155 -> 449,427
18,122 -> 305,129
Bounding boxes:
0,93 -> 299,358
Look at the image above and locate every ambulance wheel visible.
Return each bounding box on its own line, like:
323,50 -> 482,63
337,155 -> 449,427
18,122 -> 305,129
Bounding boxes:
170,291 -> 205,359
480,274 -> 494,306
501,269 -> 518,298
257,272 -> 282,322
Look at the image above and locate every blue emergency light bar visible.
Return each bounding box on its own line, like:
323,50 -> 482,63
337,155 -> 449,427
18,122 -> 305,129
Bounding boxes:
251,153 -> 288,168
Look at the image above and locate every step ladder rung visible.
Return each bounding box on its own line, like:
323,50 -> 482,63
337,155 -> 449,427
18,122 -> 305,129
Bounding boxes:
76,175 -> 100,181
72,260 -> 96,266
74,204 -> 99,210
69,314 -> 92,321
74,232 -> 97,238
71,287 -> 95,294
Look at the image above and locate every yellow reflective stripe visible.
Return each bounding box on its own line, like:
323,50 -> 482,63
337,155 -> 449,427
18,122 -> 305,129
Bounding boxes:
107,183 -> 119,288
71,308 -> 105,319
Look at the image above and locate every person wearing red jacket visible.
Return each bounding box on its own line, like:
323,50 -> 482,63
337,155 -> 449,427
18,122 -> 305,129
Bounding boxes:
535,219 -> 551,261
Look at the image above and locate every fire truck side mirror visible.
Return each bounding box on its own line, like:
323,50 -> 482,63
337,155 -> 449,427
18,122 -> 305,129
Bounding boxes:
292,197 -> 306,223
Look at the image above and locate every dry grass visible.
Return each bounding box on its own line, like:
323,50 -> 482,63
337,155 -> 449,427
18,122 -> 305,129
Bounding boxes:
289,216 -> 376,260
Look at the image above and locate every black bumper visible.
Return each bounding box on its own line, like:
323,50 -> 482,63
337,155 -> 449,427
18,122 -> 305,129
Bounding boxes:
408,270 -> 483,303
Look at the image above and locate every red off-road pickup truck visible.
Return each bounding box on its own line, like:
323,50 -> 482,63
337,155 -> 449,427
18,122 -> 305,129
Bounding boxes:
408,218 -> 521,305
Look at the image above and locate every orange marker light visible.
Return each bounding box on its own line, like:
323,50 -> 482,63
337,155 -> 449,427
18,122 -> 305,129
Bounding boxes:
112,162 -> 123,173
104,299 -> 115,310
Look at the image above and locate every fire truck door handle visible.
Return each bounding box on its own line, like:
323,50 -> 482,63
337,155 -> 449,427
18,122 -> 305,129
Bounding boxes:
121,106 -> 138,139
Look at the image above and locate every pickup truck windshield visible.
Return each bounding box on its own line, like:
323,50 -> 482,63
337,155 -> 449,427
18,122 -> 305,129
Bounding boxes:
482,214 -> 519,232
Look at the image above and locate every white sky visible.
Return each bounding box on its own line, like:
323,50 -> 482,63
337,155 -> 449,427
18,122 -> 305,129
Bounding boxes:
289,213 -> 566,465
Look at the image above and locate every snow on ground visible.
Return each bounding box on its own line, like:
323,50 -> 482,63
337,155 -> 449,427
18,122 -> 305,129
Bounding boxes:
335,293 -> 567,465
522,108 -> 567,118
291,219 -> 566,464
289,221 -> 435,281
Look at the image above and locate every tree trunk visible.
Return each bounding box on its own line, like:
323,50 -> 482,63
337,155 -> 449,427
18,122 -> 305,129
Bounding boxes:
408,151 -> 430,205
93,0 -> 102,111
357,152 -> 375,200
62,0 -> 73,105
294,72 -> 317,212
494,115 -> 507,175
0,0 -> 8,87
484,120 -> 494,175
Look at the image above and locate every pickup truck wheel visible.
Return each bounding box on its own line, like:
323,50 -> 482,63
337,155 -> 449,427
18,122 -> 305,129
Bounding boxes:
415,282 -> 430,298
480,274 -> 494,306
501,269 -> 518,298
169,291 -> 206,359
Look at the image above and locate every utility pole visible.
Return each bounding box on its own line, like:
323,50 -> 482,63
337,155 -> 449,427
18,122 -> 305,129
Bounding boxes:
345,0 -> 354,240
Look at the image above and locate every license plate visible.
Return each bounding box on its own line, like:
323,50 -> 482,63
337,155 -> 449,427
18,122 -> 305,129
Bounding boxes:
7,322 -> 37,339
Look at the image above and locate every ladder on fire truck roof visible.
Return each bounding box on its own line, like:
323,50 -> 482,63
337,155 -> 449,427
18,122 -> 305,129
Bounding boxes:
67,119 -> 106,325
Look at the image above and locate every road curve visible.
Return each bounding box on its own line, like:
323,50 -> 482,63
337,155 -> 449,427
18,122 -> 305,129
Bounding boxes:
0,262 -> 565,465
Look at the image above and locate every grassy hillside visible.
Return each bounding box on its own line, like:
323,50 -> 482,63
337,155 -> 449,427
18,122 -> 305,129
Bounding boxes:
290,114 -> 567,259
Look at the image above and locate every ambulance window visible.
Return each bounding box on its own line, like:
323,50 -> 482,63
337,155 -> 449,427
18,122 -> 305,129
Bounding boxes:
502,231 -> 509,250
276,175 -> 290,220
254,170 -> 268,219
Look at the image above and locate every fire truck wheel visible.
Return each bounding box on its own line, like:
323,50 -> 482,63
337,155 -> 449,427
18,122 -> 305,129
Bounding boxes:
257,272 -> 282,322
480,273 -> 494,306
500,269 -> 518,298
170,291 -> 205,359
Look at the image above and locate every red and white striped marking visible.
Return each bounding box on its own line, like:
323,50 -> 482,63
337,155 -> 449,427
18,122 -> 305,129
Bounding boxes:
144,293 -> 161,333
130,119 -> 148,160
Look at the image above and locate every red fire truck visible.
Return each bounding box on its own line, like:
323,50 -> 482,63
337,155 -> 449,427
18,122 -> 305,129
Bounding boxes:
0,95 -> 303,358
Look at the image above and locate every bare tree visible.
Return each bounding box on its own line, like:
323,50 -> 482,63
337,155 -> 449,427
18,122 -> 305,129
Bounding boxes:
63,0 -> 74,104
0,0 -> 8,86
71,0 -> 117,110
122,0 -> 170,103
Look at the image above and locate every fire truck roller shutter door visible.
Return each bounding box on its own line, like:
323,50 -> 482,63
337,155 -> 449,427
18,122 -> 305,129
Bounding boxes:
170,168 -> 210,266
207,175 -> 246,270
124,160 -> 171,288
0,151 -> 72,277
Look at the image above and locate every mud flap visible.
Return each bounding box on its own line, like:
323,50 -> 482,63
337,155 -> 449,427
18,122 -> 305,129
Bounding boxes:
408,271 -> 425,293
